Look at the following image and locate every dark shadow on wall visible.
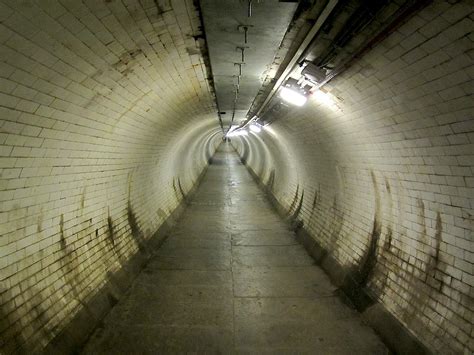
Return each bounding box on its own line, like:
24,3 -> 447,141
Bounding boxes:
398,207 -> 448,341
36,165 -> 212,355
127,201 -> 148,254
172,177 -> 189,205
106,207 -> 131,266
287,187 -> 305,230
107,215 -> 115,246
0,288 -> 42,353
266,169 -> 276,191
240,138 -> 250,165
339,171 -> 382,311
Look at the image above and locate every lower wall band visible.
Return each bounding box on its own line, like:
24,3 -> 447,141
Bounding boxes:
240,156 -> 431,355
40,164 -> 210,355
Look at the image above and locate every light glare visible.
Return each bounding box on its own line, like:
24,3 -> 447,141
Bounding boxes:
249,124 -> 261,133
313,90 -> 332,104
280,87 -> 307,106
226,130 -> 248,138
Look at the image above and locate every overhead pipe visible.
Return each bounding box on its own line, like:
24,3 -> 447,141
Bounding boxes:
316,0 -> 432,88
234,62 -> 245,76
238,25 -> 253,44
237,46 -> 249,62
252,0 -> 340,119
234,75 -> 241,86
311,0 -> 390,69
297,0 -> 348,65
251,0 -> 431,127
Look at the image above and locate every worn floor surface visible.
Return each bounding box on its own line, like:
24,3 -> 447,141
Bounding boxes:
82,143 -> 387,354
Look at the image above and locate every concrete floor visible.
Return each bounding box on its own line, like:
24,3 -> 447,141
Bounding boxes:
82,144 -> 387,354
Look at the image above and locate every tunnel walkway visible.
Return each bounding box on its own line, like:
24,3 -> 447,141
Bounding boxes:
82,143 -> 387,354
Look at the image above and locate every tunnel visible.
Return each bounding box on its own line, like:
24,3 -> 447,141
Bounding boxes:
0,0 -> 472,353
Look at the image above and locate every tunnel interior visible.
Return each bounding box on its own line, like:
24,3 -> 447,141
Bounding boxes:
0,0 -> 472,354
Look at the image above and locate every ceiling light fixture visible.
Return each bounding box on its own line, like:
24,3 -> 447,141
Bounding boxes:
280,87 -> 307,106
279,78 -> 311,107
301,62 -> 327,84
249,123 -> 262,133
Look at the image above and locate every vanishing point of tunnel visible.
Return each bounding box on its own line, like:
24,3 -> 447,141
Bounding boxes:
0,0 -> 472,354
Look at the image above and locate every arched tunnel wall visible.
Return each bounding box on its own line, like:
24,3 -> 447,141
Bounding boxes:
0,1 -> 221,353
233,2 -> 473,354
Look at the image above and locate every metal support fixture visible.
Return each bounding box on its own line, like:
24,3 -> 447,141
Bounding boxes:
238,25 -> 253,44
234,75 -> 241,86
230,85 -> 239,124
247,0 -> 261,17
236,46 -> 249,62
234,62 -> 244,76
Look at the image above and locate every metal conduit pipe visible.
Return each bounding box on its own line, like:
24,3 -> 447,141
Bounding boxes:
252,0 -> 340,120
312,0 -> 390,69
316,0 -> 432,89
251,0 -> 433,129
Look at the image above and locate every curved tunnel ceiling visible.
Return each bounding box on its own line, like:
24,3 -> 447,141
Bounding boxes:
200,0 -> 297,129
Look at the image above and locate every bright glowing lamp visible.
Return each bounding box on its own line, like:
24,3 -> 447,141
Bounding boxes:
280,87 -> 307,106
249,124 -> 261,133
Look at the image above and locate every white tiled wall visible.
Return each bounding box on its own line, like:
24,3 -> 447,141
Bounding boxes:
234,1 -> 473,353
0,0 -> 220,352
